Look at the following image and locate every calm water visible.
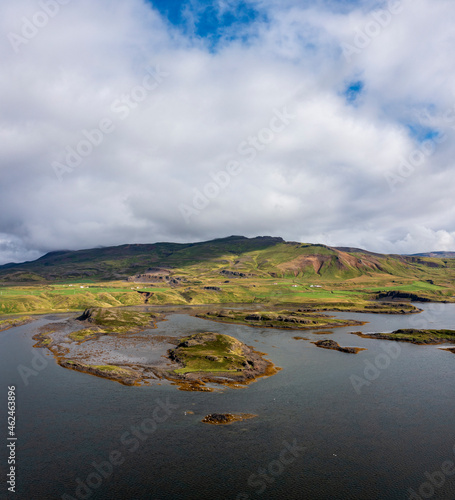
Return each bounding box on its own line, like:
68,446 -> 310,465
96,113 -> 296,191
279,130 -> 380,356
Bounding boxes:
1,304 -> 455,500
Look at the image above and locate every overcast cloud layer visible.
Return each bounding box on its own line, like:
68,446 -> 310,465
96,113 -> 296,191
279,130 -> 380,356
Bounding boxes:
1,0 -> 455,264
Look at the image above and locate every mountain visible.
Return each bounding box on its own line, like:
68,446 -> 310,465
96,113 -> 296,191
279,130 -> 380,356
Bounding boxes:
410,251 -> 455,258
0,235 -> 453,283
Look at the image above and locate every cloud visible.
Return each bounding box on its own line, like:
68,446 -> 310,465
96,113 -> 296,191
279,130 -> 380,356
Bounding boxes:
0,0 -> 454,264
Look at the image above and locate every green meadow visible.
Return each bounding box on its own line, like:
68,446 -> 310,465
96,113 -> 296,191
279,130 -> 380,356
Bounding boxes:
1,236 -> 454,315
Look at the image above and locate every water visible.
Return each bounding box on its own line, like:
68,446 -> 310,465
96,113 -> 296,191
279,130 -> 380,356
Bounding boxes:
1,305 -> 455,500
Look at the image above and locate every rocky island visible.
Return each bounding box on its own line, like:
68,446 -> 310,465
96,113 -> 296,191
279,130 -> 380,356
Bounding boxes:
350,328 -> 455,345
196,308 -> 366,330
201,413 -> 257,425
32,307 -> 279,390
312,339 -> 366,354
166,332 -> 278,390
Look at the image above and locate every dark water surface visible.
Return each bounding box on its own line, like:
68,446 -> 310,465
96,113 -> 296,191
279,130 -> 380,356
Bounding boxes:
1,304 -> 455,500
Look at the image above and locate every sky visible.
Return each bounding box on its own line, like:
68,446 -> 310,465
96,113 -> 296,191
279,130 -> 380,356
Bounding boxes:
1,0 -> 455,264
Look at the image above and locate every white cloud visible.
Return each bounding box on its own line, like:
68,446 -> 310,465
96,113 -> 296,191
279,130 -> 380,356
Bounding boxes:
0,0 -> 454,264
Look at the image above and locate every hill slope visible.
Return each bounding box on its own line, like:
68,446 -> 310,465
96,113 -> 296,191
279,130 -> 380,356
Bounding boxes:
0,235 -> 453,284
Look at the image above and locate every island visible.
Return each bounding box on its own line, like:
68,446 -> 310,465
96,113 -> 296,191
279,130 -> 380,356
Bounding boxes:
350,328 -> 455,345
196,308 -> 366,330
32,307 -> 279,390
312,339 -> 366,354
167,332 -> 279,390
201,413 -> 257,425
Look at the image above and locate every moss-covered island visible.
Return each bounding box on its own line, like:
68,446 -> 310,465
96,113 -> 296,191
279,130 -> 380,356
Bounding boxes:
195,309 -> 366,330
350,329 -> 455,345
165,332 -> 279,390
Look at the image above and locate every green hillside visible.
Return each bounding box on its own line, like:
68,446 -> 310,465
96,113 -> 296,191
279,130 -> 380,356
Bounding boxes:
0,236 -> 454,314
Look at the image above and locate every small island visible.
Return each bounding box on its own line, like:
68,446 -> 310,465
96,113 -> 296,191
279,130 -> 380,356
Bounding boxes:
201,413 -> 257,425
350,328 -> 455,345
312,339 -> 366,354
166,332 -> 279,390
196,309 -> 366,330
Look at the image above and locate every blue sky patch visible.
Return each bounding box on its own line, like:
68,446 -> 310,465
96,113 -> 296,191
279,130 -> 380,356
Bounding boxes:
406,124 -> 440,143
344,80 -> 364,104
148,0 -> 265,45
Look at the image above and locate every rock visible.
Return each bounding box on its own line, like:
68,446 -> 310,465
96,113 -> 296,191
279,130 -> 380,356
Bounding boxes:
312,339 -> 365,354
201,413 -> 257,425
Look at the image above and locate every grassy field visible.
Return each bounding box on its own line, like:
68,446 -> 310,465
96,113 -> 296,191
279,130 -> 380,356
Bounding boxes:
1,236 -> 454,315
0,272 -> 453,316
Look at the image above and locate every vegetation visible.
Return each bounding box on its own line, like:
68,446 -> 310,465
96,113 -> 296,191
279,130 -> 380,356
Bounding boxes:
68,329 -> 100,342
79,307 -> 158,333
0,316 -> 34,331
351,329 -> 455,345
196,309 -> 366,330
169,333 -> 251,375
93,364 -> 133,374
1,236 -> 454,316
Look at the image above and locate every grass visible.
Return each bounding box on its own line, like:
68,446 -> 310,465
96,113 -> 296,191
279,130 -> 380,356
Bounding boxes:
0,316 -> 34,330
82,308 -> 156,333
0,274 -> 450,316
94,365 -> 132,374
351,328 -> 455,345
171,333 -> 249,374
1,238 -> 455,315
69,329 -> 101,341
375,329 -> 455,344
196,309 -> 367,330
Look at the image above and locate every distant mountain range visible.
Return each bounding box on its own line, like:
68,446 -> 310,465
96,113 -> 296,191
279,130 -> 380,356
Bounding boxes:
409,251 -> 455,258
0,235 -> 453,282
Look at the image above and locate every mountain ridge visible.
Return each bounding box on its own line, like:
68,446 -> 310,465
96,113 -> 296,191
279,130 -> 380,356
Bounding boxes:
0,235 -> 453,283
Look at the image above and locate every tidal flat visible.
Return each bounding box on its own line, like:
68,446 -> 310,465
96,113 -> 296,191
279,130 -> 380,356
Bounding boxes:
31,306 -> 281,390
